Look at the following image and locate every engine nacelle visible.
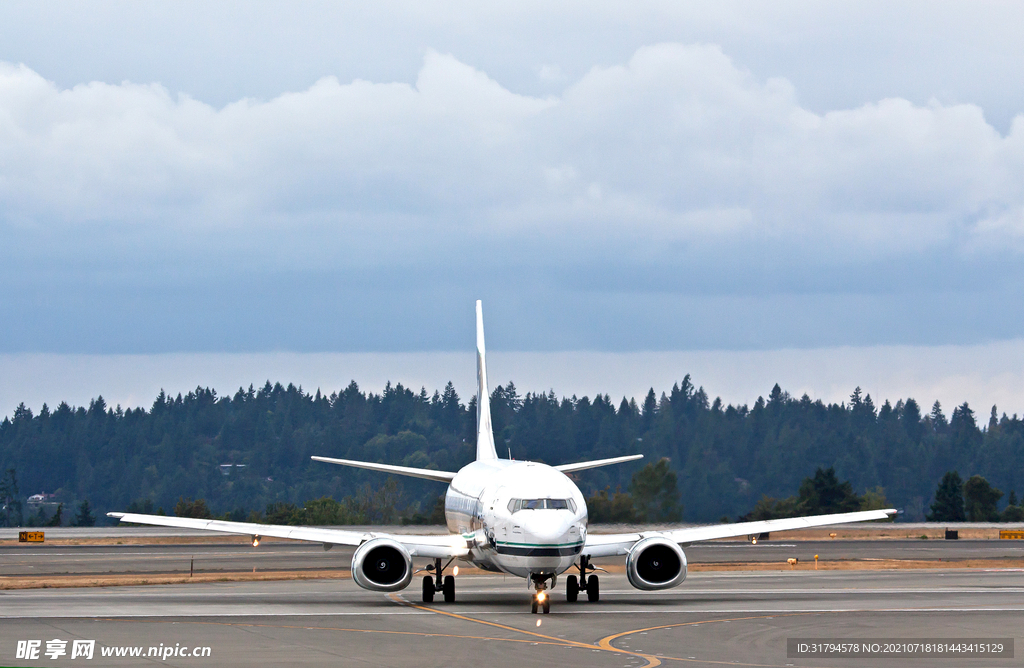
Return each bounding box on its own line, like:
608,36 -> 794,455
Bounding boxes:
626,536 -> 687,590
351,538 -> 413,592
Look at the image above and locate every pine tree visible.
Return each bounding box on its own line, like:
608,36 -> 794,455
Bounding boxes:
629,458 -> 682,522
797,467 -> 861,514
927,471 -> 965,521
74,500 -> 96,527
46,503 -> 63,527
0,468 -> 22,527
963,475 -> 1002,522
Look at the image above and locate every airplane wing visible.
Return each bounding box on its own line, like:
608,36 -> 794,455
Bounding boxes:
309,456 -> 456,483
582,508 -> 896,557
555,454 -> 643,474
106,512 -> 469,559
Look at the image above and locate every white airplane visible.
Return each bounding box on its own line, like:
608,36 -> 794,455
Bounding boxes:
109,301 -> 895,613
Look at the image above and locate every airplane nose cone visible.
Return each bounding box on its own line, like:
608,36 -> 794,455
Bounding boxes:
519,512 -> 573,543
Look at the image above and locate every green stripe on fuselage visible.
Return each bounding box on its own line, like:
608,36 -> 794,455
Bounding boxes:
495,540 -> 583,548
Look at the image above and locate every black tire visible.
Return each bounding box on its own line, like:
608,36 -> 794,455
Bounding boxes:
587,575 -> 600,602
531,597 -> 538,614
542,598 -> 550,614
443,575 -> 456,603
566,575 -> 578,602
422,576 -> 434,603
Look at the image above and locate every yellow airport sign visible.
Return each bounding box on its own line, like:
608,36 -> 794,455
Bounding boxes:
999,530 -> 1024,540
18,531 -> 45,542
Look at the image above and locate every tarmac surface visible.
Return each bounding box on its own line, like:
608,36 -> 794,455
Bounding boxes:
2,567 -> 1023,668
3,538 -> 1024,577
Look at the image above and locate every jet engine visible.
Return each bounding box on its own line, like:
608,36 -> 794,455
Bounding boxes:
351,538 -> 413,592
625,536 -> 687,590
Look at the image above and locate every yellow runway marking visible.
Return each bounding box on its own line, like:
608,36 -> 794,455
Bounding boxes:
391,593 -> 858,668
390,593 -> 664,666
598,612 -> 847,667
95,596 -> 860,667
96,617 -> 577,649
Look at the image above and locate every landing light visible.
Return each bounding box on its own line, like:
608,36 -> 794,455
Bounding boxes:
537,591 -> 547,602
251,535 -> 260,547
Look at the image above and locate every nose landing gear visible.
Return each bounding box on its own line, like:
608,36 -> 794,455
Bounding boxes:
566,555 -> 600,602
530,575 -> 551,614
420,558 -> 456,603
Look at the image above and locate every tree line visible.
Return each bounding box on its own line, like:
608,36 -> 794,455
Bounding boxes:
3,376 -> 1024,525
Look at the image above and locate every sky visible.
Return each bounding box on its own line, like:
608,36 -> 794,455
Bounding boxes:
2,1 -> 1024,415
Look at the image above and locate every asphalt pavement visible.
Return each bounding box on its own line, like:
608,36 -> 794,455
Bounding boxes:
3,567 -> 1023,667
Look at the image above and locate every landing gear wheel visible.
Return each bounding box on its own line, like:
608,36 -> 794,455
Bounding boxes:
542,598 -> 550,614
587,575 -> 600,602
422,576 -> 435,602
566,575 -> 578,602
443,575 -> 456,603
531,596 -> 538,614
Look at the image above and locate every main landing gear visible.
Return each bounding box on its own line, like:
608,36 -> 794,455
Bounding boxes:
565,555 -> 600,603
420,558 -> 456,603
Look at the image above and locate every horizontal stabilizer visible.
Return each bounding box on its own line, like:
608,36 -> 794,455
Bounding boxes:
555,454 -> 644,474
311,456 -> 456,483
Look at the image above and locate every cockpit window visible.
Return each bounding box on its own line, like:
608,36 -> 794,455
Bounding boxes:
507,498 -> 576,513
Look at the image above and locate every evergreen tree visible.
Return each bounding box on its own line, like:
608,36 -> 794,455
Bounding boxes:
174,497 -> 212,519
74,500 -> 96,527
927,472 -> 965,521
641,388 -> 657,432
46,503 -> 63,527
798,467 -> 861,514
963,475 -> 1002,522
0,468 -> 22,527
586,488 -> 637,523
930,401 -> 948,432
1002,506 -> 1024,522
628,458 -> 682,522
7,376 -> 1024,524
901,398 -> 923,442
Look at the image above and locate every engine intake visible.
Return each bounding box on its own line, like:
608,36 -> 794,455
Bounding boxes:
626,536 -> 687,590
351,538 -> 413,592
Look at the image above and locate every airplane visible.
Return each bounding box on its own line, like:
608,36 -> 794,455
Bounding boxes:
109,301 -> 896,613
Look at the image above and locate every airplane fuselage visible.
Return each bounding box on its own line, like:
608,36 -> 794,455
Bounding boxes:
444,460 -> 588,579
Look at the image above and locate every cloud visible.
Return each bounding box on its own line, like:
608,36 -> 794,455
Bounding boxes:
1,44 -> 1024,351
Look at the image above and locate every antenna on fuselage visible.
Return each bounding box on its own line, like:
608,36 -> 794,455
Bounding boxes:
476,300 -> 499,461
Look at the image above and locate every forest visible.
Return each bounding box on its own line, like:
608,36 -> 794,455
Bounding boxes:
3,375 -> 1024,525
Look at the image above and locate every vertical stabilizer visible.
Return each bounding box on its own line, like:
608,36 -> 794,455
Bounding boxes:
475,300 -> 499,461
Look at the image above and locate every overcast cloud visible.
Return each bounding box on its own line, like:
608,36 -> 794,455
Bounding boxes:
2,2 -> 1024,356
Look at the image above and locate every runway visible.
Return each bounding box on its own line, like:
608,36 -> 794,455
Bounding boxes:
2,569 -> 1021,667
